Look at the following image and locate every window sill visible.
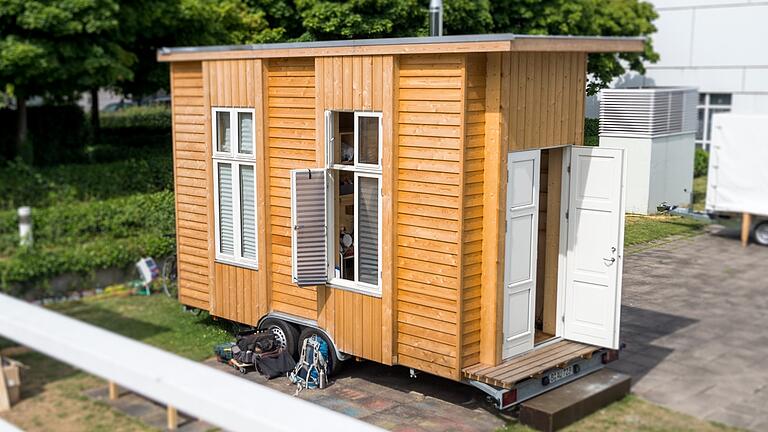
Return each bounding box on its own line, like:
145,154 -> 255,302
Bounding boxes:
325,282 -> 381,298
215,258 -> 259,272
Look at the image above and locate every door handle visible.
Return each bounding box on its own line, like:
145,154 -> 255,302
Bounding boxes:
603,246 -> 617,266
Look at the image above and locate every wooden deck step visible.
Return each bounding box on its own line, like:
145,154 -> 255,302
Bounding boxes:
462,340 -> 598,389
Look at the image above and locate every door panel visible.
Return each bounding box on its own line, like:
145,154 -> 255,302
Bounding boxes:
502,150 -> 541,359
564,147 -> 626,349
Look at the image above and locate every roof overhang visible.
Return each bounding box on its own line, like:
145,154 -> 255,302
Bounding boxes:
157,33 -> 645,63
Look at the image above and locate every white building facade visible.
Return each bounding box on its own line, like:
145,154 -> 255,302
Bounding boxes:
588,0 -> 768,151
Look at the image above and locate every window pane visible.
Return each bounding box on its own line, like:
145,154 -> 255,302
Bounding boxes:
238,112 -> 253,155
216,111 -> 231,153
240,165 -> 257,259
218,163 -> 235,255
358,116 -> 379,165
698,93 -> 706,105
357,176 -> 379,286
707,108 -> 730,141
709,93 -> 731,106
696,108 -> 705,140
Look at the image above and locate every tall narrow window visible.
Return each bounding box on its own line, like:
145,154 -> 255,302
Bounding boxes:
213,108 -> 259,269
325,110 -> 382,294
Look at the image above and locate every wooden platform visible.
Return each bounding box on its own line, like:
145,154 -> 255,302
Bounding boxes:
462,340 -> 598,389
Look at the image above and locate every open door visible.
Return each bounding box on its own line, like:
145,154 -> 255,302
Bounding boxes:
563,147 -> 626,349
290,168 -> 328,287
502,150 -> 541,359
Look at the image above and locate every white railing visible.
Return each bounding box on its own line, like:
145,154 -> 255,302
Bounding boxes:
0,293 -> 382,432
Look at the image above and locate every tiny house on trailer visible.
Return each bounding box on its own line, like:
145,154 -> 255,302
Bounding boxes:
158,34 -> 643,408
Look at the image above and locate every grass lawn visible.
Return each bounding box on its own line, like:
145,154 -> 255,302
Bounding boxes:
0,295 -> 231,432
624,214 -> 705,247
693,175 -> 707,212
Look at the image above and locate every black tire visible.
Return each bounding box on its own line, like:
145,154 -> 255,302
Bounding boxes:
755,221 -> 768,246
258,318 -> 299,359
298,327 -> 341,376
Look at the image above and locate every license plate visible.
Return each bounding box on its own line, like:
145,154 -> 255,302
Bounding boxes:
547,365 -> 574,384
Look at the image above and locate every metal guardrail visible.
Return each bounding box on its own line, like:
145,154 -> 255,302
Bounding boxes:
0,293 -> 382,432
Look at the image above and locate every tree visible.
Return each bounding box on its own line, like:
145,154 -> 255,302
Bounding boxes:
0,0 -> 133,161
293,0 -> 427,40
489,0 -> 659,94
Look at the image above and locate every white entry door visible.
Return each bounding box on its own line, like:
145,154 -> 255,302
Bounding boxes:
563,147 -> 626,349
502,150 -> 541,359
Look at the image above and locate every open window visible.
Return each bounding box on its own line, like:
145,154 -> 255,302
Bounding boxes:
212,108 -> 258,269
290,111 -> 382,294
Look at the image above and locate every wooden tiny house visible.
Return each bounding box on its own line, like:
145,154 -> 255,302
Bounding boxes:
159,34 -> 643,406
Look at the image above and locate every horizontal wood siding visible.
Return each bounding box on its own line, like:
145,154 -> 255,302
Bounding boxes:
461,54 -> 485,370
267,57 -> 318,320
395,54 -> 465,380
314,55 -> 393,364
171,61 -> 210,310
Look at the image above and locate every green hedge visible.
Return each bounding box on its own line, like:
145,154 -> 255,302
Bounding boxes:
0,156 -> 173,211
694,148 -> 709,178
100,106 -> 171,130
0,105 -> 89,165
0,191 -> 176,288
584,117 -> 599,146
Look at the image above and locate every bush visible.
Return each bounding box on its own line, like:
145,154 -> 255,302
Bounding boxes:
0,156 -> 173,211
100,105 -> 171,130
0,105 -> 89,165
694,148 -> 709,177
584,117 -> 599,146
0,191 -> 176,287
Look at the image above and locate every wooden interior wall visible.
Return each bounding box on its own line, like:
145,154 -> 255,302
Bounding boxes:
542,148 -> 563,334
535,151 -> 549,331
460,54 -> 486,370
395,54 -> 465,380
203,59 -> 267,323
171,62 -> 210,311
265,57 -> 319,321
480,51 -> 587,367
313,55 -> 393,364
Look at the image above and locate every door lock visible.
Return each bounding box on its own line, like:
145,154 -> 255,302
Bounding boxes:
603,246 -> 617,266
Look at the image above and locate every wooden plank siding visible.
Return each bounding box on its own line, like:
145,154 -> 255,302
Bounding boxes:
479,51 -> 587,366
314,55 -> 394,365
461,54 -> 486,370
202,59 -> 267,324
266,57 -> 319,321
395,54 -> 466,380
171,62 -> 210,310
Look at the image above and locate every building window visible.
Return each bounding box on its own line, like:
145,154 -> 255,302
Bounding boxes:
697,93 -> 731,151
212,108 -> 258,269
326,111 -> 382,294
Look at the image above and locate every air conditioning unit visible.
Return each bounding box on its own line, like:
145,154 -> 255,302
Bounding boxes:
599,87 -> 697,214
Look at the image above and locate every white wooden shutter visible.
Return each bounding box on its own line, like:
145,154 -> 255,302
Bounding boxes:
291,169 -> 328,286
217,163 -> 235,255
239,165 -> 257,259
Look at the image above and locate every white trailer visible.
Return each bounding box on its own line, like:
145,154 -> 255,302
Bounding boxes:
706,114 -> 768,246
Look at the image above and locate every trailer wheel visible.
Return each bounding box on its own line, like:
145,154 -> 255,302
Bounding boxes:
259,318 -> 299,359
755,222 -> 768,246
298,327 -> 341,376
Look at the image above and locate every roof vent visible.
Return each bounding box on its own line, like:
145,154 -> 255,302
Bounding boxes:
599,87 -> 697,138
429,0 -> 443,37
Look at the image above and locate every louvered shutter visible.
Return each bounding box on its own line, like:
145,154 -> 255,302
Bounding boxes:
217,163 -> 235,255
239,165 -> 257,259
291,169 -> 327,286
357,175 -> 379,286
238,112 -> 253,155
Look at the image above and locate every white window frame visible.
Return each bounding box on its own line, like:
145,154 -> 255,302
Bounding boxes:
696,93 -> 731,152
324,110 -> 383,295
212,107 -> 258,270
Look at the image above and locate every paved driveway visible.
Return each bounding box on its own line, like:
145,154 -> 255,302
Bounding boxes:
611,232 -> 768,431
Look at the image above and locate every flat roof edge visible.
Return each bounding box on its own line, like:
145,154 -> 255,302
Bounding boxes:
157,34 -> 646,62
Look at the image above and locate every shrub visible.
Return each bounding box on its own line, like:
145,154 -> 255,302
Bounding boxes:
0,156 -> 173,211
100,105 -> 171,130
0,105 -> 89,165
694,148 -> 709,177
0,191 -> 176,287
584,117 -> 599,146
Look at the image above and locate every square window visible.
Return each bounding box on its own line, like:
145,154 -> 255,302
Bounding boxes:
357,116 -> 380,166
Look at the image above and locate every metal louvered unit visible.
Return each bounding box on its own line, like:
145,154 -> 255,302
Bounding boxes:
599,87 -> 697,138
291,169 -> 328,287
598,87 -> 698,215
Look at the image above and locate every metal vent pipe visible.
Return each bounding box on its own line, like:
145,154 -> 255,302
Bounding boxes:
429,0 -> 443,36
